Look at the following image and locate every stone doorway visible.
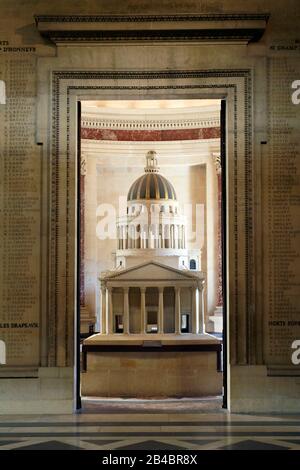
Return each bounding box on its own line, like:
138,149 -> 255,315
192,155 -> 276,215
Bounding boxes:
77,96 -> 225,407
40,70 -> 254,412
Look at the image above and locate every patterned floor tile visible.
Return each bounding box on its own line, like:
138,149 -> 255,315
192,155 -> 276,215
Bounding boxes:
0,441 -> 21,447
0,410 -> 299,451
277,439 -> 300,446
116,440 -> 187,450
180,439 -> 221,447
82,439 -> 122,447
13,440 -> 83,450
219,439 -> 290,450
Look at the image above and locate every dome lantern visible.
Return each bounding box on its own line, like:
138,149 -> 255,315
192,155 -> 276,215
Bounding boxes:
145,150 -> 159,173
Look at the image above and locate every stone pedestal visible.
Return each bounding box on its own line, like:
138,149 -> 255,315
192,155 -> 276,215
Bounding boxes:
82,334 -> 222,398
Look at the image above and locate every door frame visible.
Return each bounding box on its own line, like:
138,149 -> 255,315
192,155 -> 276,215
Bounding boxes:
76,96 -> 228,408
39,70 -> 255,411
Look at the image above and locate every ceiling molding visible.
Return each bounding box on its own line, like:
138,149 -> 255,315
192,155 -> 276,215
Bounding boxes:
34,14 -> 269,45
81,116 -> 220,131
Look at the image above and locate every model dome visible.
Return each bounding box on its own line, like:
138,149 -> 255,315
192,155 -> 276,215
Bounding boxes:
127,151 -> 177,202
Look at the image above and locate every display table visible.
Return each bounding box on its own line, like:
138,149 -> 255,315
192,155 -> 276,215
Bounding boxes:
82,333 -> 222,398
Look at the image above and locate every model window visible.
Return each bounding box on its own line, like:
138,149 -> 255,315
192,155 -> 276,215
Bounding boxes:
181,313 -> 189,333
147,310 -> 158,333
115,314 -> 124,333
190,259 -> 196,270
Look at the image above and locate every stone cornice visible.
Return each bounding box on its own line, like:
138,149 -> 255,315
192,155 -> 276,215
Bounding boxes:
81,116 -> 220,131
34,13 -> 269,45
34,14 -> 270,23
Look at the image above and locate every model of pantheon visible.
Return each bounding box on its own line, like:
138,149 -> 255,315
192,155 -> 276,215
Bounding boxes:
99,151 -> 206,337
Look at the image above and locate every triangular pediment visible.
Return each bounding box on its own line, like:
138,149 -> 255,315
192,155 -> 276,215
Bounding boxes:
103,261 -> 200,281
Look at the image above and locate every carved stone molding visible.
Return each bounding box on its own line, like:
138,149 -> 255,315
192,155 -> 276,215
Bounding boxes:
80,153 -> 87,176
35,14 -> 269,44
81,116 -> 220,131
212,152 -> 222,174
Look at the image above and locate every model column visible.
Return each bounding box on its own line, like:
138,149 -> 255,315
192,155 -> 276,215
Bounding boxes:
182,225 -> 186,249
158,287 -> 164,334
123,287 -> 130,334
140,287 -> 146,333
121,225 -> 125,249
107,287 -> 114,334
101,283 -> 107,334
191,286 -> 198,334
175,286 -> 181,334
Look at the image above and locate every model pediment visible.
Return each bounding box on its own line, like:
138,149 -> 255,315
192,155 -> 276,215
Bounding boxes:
104,262 -> 200,281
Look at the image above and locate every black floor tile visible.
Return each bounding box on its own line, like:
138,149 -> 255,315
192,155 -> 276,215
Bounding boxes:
220,439 -> 289,450
82,439 -> 122,447
0,441 -> 21,447
181,439 -> 220,447
117,440 -> 187,450
14,440 -> 83,450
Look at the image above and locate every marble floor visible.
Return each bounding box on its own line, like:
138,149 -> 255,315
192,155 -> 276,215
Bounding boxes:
0,399 -> 300,450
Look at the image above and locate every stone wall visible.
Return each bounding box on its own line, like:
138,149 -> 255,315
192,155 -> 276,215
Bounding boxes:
0,0 -> 299,413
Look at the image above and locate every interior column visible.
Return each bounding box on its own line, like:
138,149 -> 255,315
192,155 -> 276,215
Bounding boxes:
140,287 -> 146,333
107,287 -> 113,334
158,287 -> 164,333
123,287 -> 129,334
101,284 -> 107,334
198,281 -> 205,334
